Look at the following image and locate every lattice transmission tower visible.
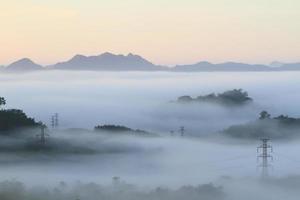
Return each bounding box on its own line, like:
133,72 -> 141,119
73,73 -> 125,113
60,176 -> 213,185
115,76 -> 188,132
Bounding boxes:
257,138 -> 273,179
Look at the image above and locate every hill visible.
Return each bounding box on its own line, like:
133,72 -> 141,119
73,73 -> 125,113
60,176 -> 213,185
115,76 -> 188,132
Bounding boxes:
1,54 -> 299,72
0,109 -> 40,132
94,124 -> 157,137
5,58 -> 43,71
279,63 -> 300,71
176,89 -> 253,106
0,97 -> 40,132
223,111 -> 300,140
172,62 -> 270,72
48,52 -> 163,71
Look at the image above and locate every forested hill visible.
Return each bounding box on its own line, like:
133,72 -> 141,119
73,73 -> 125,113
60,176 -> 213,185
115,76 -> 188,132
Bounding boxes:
223,111 -> 300,140
0,97 -> 40,132
176,89 -> 253,106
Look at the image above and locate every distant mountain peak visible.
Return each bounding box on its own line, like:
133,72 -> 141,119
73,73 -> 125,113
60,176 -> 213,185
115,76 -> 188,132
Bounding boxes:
15,58 -> 35,64
195,61 -> 212,65
4,53 -> 300,73
48,52 -> 160,71
69,54 -> 88,62
99,52 -> 116,57
6,58 -> 42,71
127,53 -> 144,60
270,61 -> 285,68
127,53 -> 140,58
72,54 -> 87,59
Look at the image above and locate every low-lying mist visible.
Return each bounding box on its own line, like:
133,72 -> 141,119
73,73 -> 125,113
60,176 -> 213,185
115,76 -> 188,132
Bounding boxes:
1,71 -> 300,134
1,71 -> 300,199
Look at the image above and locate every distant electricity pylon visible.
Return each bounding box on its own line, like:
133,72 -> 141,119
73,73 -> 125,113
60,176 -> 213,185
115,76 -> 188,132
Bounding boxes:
179,126 -> 185,137
257,138 -> 273,179
36,125 -> 49,145
51,113 -> 59,129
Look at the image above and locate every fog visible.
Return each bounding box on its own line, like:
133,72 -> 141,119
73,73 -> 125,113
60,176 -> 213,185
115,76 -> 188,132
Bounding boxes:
1,71 -> 300,199
2,71 -> 300,133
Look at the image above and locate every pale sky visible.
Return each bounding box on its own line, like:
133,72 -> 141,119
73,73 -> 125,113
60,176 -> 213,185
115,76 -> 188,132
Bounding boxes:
0,0 -> 299,66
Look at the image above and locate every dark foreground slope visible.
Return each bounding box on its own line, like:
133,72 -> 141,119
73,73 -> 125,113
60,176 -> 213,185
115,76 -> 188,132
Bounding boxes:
0,109 -> 40,132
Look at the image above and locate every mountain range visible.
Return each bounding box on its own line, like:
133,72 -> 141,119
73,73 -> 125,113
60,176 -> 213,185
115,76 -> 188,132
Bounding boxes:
0,52 -> 299,72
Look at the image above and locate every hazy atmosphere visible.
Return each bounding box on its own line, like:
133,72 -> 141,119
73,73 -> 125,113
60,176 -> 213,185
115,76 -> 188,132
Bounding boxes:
2,71 -> 300,132
1,0 -> 300,65
1,71 -> 300,200
1,0 -> 300,200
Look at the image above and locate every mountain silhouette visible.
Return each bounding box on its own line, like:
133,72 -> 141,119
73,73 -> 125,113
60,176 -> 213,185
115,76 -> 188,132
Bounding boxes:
48,52 -> 163,71
173,62 -> 270,71
1,53 -> 300,72
5,58 -> 43,71
280,63 -> 300,70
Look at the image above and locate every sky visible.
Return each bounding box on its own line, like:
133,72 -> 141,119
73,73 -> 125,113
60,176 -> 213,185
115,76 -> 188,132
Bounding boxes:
0,0 -> 299,66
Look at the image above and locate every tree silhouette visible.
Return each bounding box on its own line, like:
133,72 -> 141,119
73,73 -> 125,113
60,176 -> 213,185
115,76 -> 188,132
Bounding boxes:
0,97 -> 6,109
259,111 -> 271,120
0,97 -> 40,132
178,89 -> 253,105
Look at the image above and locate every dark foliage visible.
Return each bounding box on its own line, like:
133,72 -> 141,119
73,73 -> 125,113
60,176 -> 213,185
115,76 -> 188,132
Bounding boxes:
177,89 -> 252,105
223,111 -> 300,139
94,124 -> 157,137
0,109 -> 39,132
259,111 -> 271,119
0,97 -> 5,107
0,180 -> 224,200
95,125 -> 133,132
177,95 -> 194,102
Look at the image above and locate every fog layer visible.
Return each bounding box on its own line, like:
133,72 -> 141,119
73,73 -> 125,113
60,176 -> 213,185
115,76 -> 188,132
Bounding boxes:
1,71 -> 300,200
1,71 -> 300,134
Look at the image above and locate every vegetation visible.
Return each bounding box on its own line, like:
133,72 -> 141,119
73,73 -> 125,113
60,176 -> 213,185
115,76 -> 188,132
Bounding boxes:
0,109 -> 40,132
0,97 -> 5,108
95,124 -> 133,132
177,89 -> 253,105
94,124 -> 157,137
0,97 -> 39,132
223,111 -> 300,139
259,110 -> 271,120
0,180 -> 224,200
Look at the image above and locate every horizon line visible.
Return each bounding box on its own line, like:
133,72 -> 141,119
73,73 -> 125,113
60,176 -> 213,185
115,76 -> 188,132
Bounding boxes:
2,52 -> 299,68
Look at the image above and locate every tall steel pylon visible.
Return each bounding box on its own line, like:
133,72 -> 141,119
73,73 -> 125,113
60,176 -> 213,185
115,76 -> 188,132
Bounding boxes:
54,113 -> 59,128
37,125 -> 49,145
257,138 -> 273,179
50,113 -> 59,129
51,115 -> 55,129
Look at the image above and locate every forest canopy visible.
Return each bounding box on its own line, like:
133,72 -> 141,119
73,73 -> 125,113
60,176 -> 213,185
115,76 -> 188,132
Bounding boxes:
0,97 -> 39,132
176,89 -> 253,106
94,124 -> 157,137
223,111 -> 300,140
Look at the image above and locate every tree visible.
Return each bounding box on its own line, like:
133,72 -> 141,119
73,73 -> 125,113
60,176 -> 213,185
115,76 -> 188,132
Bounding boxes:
0,109 -> 39,131
0,97 -> 6,109
259,111 -> 271,120
177,95 -> 193,102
